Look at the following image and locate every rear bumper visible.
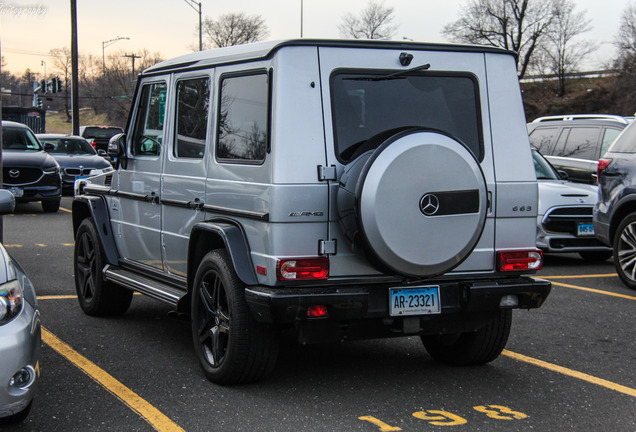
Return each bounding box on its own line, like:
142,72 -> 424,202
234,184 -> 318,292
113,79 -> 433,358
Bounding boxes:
245,276 -> 551,331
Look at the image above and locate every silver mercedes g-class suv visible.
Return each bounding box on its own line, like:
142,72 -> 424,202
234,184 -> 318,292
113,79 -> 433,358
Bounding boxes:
72,39 -> 551,385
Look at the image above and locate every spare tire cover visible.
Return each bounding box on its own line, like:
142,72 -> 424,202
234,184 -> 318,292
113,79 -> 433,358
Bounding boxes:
337,130 -> 487,277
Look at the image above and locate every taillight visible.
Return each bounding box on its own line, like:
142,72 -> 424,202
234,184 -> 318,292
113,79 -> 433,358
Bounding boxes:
276,257 -> 329,280
597,158 -> 612,184
497,250 -> 543,271
90,140 -> 97,150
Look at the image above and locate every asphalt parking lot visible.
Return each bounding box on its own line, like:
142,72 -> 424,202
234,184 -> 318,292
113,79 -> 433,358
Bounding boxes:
3,198 -> 635,432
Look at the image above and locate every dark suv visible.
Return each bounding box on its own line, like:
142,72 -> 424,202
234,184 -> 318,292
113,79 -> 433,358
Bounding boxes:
527,115 -> 628,184
79,126 -> 124,153
1,121 -> 62,212
594,120 -> 636,289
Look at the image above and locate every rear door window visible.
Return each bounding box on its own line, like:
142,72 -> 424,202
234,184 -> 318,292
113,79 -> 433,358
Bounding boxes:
331,71 -> 483,163
560,127 -> 600,160
175,77 -> 210,159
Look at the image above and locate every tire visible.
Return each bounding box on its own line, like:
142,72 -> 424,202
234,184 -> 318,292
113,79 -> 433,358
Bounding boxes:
42,199 -> 60,213
191,249 -> 279,385
613,212 -> 636,290
74,218 -> 133,315
337,129 -> 487,278
578,251 -> 612,262
421,310 -> 512,366
0,400 -> 32,424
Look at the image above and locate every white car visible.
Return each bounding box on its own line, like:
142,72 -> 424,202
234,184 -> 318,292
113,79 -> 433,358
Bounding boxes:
533,150 -> 612,261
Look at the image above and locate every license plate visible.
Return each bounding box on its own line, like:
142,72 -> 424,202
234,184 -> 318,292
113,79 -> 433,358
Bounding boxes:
8,187 -> 23,198
389,286 -> 441,316
577,223 -> 594,236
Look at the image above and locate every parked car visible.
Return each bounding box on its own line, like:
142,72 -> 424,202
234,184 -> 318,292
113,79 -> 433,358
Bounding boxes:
594,120 -> 636,289
0,189 -> 41,424
79,126 -> 124,153
527,114 -> 628,184
36,134 -> 113,194
72,39 -> 551,385
1,121 -> 62,212
533,150 -> 611,261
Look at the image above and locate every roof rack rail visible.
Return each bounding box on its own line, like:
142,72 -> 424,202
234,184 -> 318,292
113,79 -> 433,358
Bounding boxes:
532,114 -> 629,124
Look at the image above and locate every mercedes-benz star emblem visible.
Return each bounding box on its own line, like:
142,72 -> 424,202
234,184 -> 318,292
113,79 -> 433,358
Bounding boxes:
420,193 -> 440,216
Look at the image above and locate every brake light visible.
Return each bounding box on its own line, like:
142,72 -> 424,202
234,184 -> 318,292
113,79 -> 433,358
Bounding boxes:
597,158 -> 612,184
497,250 -> 543,271
277,257 -> 329,280
89,140 -> 97,149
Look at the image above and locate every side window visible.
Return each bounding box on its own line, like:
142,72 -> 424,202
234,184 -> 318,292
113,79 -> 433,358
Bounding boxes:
561,127 -> 601,160
217,73 -> 268,163
528,127 -> 559,154
600,127 -> 622,157
175,77 -> 210,159
131,82 -> 167,156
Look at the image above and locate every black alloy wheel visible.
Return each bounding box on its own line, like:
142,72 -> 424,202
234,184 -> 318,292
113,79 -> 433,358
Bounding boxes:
613,212 -> 636,290
74,218 -> 132,315
191,249 -> 279,384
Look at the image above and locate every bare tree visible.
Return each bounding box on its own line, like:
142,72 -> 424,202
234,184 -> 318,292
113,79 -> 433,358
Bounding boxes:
202,12 -> 269,48
610,2 -> 636,115
616,1 -> 636,66
338,0 -> 397,40
49,48 -> 73,120
442,0 -> 556,79
538,0 -> 594,96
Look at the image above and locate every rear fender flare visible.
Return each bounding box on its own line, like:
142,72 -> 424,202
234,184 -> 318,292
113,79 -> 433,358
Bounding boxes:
188,221 -> 257,290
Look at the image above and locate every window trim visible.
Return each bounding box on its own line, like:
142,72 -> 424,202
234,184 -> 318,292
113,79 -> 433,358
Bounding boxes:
329,68 -> 485,164
173,74 -> 212,160
215,68 -> 271,166
129,79 -> 168,158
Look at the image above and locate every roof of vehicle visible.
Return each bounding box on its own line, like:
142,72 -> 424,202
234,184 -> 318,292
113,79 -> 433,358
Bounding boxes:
37,133 -> 86,139
530,114 -> 629,124
1,120 -> 31,129
144,38 -> 516,75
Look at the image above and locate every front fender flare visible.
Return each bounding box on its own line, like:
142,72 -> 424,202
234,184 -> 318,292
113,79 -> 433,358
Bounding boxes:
72,195 -> 120,266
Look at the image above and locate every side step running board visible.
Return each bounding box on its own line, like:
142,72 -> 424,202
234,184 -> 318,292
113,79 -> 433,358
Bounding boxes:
103,265 -> 186,306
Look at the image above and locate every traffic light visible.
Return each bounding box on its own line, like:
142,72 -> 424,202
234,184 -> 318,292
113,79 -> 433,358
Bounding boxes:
40,79 -> 47,94
56,77 -> 64,93
36,96 -> 43,108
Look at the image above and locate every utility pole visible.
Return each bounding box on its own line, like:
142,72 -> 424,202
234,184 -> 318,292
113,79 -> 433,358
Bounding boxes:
70,0 -> 80,135
183,0 -> 202,51
123,53 -> 141,81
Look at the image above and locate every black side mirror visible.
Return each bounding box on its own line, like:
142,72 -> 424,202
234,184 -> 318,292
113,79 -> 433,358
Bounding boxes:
97,149 -> 107,157
557,170 -> 569,180
43,142 -> 55,152
108,133 -> 127,169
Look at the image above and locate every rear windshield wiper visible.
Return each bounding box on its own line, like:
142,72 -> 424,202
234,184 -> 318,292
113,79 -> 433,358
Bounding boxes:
343,63 -> 431,81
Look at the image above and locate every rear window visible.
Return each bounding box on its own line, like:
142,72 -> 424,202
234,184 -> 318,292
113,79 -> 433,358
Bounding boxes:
608,121 -> 636,153
81,126 -> 123,140
331,71 -> 483,163
528,127 -> 559,154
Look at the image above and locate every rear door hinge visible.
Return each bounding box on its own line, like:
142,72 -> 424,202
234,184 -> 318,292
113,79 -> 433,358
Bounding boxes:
317,165 -> 337,182
319,239 -> 337,255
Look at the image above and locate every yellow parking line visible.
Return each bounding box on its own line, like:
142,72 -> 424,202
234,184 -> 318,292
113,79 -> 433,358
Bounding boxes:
42,327 -> 185,432
39,295 -> 77,300
60,207 -> 72,213
551,281 -> 636,300
541,273 -> 617,279
503,350 -> 636,398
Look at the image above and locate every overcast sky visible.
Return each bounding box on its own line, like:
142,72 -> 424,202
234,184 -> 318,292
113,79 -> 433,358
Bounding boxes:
0,0 -> 632,77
